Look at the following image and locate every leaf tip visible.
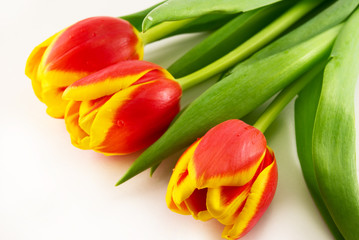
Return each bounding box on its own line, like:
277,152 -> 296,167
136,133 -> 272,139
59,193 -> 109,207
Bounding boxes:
115,174 -> 131,186
142,16 -> 156,32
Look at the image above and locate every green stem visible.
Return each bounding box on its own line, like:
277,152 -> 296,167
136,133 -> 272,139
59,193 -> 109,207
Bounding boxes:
176,0 -> 323,91
141,18 -> 194,44
253,60 -> 327,133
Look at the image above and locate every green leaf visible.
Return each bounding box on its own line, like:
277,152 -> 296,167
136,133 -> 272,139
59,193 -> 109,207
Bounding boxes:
227,0 -> 359,73
142,0 -> 293,31
312,7 -> 359,240
168,1 -> 291,78
121,1 -> 236,39
117,24 -> 340,185
160,13 -> 237,37
177,0 -> 325,90
121,2 -> 165,31
295,74 -> 345,240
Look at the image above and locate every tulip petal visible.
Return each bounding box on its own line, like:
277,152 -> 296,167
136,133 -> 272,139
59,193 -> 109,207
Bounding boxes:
131,69 -> 172,85
78,96 -> 111,135
63,60 -> 173,101
41,85 -> 69,118
39,17 -> 143,87
38,67 -> 90,88
36,28 -> 90,88
64,101 -> 90,149
44,17 -> 143,71
207,185 -> 251,226
88,78 -> 181,155
25,32 -> 61,100
166,140 -> 201,215
184,188 -> 212,221
167,139 -> 212,221
222,148 -> 277,240
188,120 -> 267,188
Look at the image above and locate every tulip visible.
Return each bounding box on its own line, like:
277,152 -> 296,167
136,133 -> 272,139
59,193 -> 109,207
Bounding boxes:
25,16 -> 143,118
62,60 -> 182,155
166,119 -> 277,240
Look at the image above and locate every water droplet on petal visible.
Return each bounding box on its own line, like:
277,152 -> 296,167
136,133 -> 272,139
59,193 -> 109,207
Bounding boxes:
117,120 -> 125,127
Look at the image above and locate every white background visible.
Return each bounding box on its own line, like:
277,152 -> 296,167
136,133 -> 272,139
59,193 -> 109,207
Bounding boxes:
1,0 -> 355,239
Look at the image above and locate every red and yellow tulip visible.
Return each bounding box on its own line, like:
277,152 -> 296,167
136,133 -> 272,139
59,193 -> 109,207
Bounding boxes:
25,16 -> 143,118
62,60 -> 182,155
166,119 -> 277,240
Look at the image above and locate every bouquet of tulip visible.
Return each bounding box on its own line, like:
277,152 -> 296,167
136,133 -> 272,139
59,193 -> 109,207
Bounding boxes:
26,0 -> 359,239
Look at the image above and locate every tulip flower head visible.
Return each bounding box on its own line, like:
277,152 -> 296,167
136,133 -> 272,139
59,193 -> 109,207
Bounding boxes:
62,60 -> 182,155
166,119 -> 277,240
25,16 -> 143,118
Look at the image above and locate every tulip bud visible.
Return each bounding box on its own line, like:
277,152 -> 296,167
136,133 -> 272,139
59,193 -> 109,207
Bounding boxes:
166,119 -> 277,240
62,60 -> 182,155
25,16 -> 143,118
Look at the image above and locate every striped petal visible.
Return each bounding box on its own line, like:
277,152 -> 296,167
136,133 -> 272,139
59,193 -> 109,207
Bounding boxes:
64,96 -> 111,149
88,78 -> 181,155
222,148 -> 277,240
184,188 -> 212,221
77,96 -> 110,135
131,69 -> 173,85
41,85 -> 69,118
166,140 -> 201,215
207,185 -> 251,226
39,17 -> 143,87
188,120 -> 267,188
64,101 -> 90,149
63,60 -> 173,101
166,139 -> 212,221
25,32 -> 60,101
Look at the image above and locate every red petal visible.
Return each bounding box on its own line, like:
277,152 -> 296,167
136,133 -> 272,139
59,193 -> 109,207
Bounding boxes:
184,188 -> 212,221
222,148 -> 277,239
189,120 -> 267,188
44,17 -> 143,73
207,184 -> 251,226
63,60 -> 173,101
89,78 -> 182,155
166,140 -> 201,215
